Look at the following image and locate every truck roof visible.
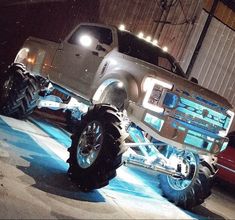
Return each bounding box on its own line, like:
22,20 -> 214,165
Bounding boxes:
117,29 -> 186,78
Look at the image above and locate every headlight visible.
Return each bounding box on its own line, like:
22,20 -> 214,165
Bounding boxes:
142,77 -> 173,113
143,77 -> 173,92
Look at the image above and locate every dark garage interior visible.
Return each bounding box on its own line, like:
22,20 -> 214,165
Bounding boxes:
0,0 -> 235,219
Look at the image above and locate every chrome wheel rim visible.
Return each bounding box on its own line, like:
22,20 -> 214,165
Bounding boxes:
167,151 -> 197,190
77,121 -> 103,169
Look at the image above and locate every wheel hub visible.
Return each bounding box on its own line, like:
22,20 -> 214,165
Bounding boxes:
167,151 -> 197,190
77,121 -> 104,169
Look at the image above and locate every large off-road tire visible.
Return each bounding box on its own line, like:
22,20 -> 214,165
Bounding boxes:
67,104 -> 128,191
0,63 -> 40,119
159,151 -> 217,210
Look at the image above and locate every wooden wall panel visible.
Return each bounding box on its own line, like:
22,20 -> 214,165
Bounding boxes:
215,1 -> 235,30
98,0 -> 203,62
203,0 -> 235,30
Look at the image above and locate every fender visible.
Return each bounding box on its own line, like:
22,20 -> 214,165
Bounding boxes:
14,47 -> 30,65
14,46 -> 47,75
92,72 -> 139,104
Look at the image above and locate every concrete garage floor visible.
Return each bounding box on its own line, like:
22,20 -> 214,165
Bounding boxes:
0,115 -> 234,219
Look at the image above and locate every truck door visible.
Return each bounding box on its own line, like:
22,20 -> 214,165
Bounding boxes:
51,25 -> 113,99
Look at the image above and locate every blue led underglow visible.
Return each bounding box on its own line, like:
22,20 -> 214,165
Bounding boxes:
184,134 -> 204,148
196,96 -> 226,111
128,125 -> 146,143
144,113 -> 164,132
0,117 -> 69,171
174,119 -> 220,138
163,92 -> 178,108
180,98 -> 226,120
30,119 -> 71,148
184,133 -> 212,151
175,96 -> 232,133
128,125 -> 156,157
184,129 -> 213,151
176,106 -> 224,128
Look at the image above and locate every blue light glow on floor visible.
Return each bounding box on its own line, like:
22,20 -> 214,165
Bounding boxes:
0,115 -> 163,200
0,115 -> 210,219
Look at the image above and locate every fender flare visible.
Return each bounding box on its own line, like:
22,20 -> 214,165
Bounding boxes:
14,46 -> 46,74
92,74 -> 139,104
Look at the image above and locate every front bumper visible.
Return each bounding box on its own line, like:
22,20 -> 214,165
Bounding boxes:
127,102 -> 229,155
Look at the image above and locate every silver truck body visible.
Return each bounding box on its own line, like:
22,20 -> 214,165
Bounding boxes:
15,23 -> 234,155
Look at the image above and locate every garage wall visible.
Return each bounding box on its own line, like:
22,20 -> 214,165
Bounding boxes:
182,0 -> 235,131
190,14 -> 235,104
180,10 -> 208,72
178,0 -> 235,132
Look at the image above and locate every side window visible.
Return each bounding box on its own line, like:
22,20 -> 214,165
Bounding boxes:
68,25 -> 113,46
158,57 -> 172,71
118,31 -> 158,65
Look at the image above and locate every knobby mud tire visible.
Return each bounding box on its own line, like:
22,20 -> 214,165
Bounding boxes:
67,104 -> 128,191
0,63 -> 40,119
159,157 -> 217,210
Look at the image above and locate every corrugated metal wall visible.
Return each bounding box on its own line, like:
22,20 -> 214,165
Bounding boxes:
180,10 -> 208,71
181,0 -> 235,130
189,10 -> 235,107
98,0 -> 202,62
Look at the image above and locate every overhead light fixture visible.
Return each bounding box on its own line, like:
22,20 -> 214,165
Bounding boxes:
162,46 -> 168,52
152,39 -> 158,46
138,32 -> 144,38
146,36 -> 152,42
119,24 -> 125,31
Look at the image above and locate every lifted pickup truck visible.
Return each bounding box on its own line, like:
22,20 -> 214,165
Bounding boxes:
0,23 -> 234,209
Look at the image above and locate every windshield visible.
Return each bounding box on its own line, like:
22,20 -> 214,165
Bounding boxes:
117,30 -> 185,78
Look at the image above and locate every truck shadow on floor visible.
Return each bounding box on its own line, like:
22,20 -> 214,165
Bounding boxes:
214,180 -> 235,199
0,116 -> 105,203
17,155 -> 105,203
190,206 -> 225,220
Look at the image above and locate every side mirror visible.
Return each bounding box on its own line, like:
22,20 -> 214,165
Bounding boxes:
190,77 -> 198,84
